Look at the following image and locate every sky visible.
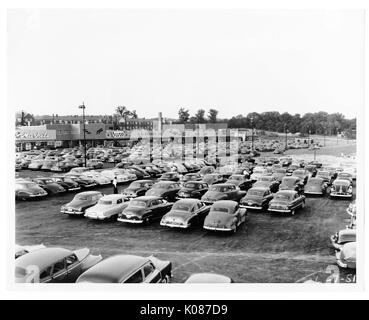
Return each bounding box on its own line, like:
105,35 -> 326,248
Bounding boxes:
7,9 -> 364,120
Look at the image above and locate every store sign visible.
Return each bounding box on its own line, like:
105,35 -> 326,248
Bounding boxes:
105,130 -> 131,139
15,129 -> 56,141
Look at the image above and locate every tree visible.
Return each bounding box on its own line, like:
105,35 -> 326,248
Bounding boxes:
178,108 -> 190,123
194,109 -> 206,123
208,109 -> 218,123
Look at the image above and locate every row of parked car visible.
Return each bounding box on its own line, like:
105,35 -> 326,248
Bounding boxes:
15,244 -> 233,283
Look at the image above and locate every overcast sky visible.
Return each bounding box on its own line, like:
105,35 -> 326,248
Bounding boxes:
7,9 -> 363,120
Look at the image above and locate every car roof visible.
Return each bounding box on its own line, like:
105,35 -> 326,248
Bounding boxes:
211,183 -> 233,187
249,187 -> 269,192
185,273 -> 232,283
76,191 -> 102,196
276,190 -> 297,196
133,180 -> 153,183
134,196 -> 162,201
333,179 -> 350,185
211,200 -> 238,208
155,181 -> 177,185
76,255 -> 148,283
15,247 -> 72,271
175,199 -> 201,205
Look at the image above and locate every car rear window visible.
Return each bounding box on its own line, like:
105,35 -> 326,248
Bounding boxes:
212,206 -> 231,213
130,200 -> 147,208
172,203 -> 191,212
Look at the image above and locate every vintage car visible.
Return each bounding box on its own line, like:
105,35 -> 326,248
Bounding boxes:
279,176 -> 304,194
160,199 -> 210,229
15,244 -> 46,259
203,200 -> 247,233
336,172 -> 354,185
158,172 -> 181,182
272,168 -> 287,182
202,173 -> 226,186
226,175 -> 253,191
199,165 -> 215,176
250,167 -> 269,182
308,160 -> 323,168
316,170 -> 334,185
201,183 -> 246,205
304,177 -> 328,196
240,187 -> 274,210
279,157 -> 293,167
15,180 -> 48,200
81,171 -> 111,185
305,165 -> 318,177
181,173 -> 202,183
330,229 -> 356,251
76,254 -> 172,283
84,194 -> 129,220
268,190 -> 306,215
65,175 -> 97,189
60,191 -> 104,215
286,164 -> 300,176
86,159 -> 104,169
121,180 -> 154,198
127,166 -> 151,179
41,160 -> 57,171
68,167 -> 91,175
118,196 -> 173,224
336,242 -> 356,269
100,169 -> 131,184
138,164 -> 163,177
253,175 -> 280,193
15,247 -> 102,283
330,179 -> 353,198
33,178 -> 66,195
292,169 -> 310,184
185,273 -> 234,283
145,181 -> 181,202
177,181 -> 209,199
50,176 -> 81,191
28,159 -> 44,170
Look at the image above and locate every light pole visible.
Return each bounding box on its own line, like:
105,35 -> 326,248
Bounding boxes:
78,102 -> 87,167
284,123 -> 288,151
250,117 -> 254,151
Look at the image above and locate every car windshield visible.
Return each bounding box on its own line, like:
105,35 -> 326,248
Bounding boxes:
172,203 -> 191,212
184,183 -> 198,189
130,200 -> 147,208
212,206 -> 231,214
248,190 -> 264,197
98,200 -> 113,205
75,194 -> 90,201
209,186 -> 231,192
275,194 -> 293,201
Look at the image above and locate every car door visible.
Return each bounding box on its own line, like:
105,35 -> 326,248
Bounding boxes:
66,253 -> 82,282
50,259 -> 68,283
143,262 -> 162,283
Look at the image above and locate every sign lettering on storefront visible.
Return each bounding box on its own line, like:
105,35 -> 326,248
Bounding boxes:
105,130 -> 131,139
15,130 -> 56,141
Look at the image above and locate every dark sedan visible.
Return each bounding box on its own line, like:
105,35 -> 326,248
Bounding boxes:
33,178 -> 66,195
181,173 -> 202,183
145,181 -> 181,202
268,190 -> 306,215
50,176 -> 81,192
60,191 -> 104,215
158,172 -> 181,182
76,255 -> 172,283
15,180 -> 48,201
160,199 -> 210,229
240,187 -> 274,210
177,181 -> 209,199
201,183 -> 246,205
117,196 -> 173,224
121,180 -> 154,198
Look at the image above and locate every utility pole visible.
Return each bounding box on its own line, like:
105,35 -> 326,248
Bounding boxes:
78,102 -> 87,167
250,117 -> 254,151
284,123 -> 288,151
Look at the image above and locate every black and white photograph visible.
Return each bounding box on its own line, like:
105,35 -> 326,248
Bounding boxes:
2,2 -> 368,302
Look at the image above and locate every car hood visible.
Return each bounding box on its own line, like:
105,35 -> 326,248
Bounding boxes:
21,186 -> 45,194
44,183 -> 64,190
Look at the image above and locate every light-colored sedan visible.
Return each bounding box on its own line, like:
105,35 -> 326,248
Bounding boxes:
336,242 -> 356,269
84,194 -> 129,220
81,171 -> 111,185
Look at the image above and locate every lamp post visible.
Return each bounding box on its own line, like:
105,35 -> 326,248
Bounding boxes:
250,117 -> 254,151
78,102 -> 87,167
284,123 -> 288,151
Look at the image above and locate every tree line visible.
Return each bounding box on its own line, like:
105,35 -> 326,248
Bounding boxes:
175,108 -> 356,136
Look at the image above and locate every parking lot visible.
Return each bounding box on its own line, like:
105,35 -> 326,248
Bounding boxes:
16,153 -> 355,283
